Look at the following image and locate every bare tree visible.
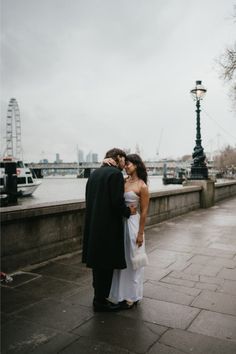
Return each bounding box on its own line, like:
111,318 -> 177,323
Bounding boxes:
214,145 -> 236,175
218,6 -> 236,110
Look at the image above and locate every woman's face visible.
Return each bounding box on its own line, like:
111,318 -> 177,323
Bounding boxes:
125,161 -> 137,175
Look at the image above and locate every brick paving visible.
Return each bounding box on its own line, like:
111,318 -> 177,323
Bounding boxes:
1,197 -> 236,353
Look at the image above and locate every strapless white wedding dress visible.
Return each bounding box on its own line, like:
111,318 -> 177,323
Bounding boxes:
109,191 -> 146,303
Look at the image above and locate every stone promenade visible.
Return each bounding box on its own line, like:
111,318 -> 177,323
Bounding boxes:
1,197 -> 236,353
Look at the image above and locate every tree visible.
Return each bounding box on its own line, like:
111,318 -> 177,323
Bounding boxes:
213,145 -> 236,174
181,154 -> 192,162
218,6 -> 236,110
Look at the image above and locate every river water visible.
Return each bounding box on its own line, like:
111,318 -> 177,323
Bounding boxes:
18,175 -> 183,207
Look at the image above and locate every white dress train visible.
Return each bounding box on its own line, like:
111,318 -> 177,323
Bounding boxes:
109,191 -> 146,303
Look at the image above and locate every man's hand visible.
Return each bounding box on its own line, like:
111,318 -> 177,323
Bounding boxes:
136,233 -> 144,247
129,205 -> 137,215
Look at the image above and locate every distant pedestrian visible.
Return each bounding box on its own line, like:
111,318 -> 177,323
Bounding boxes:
82,148 -> 136,312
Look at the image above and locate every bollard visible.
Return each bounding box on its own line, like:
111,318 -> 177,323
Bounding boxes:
4,162 -> 18,204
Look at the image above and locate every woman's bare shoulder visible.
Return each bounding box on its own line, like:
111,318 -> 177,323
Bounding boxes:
139,179 -> 148,188
138,180 -> 149,193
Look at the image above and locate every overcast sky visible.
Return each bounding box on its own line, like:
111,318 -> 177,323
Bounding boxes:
1,0 -> 235,162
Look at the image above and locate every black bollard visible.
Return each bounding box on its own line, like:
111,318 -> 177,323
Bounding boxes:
84,168 -> 91,178
4,162 -> 18,204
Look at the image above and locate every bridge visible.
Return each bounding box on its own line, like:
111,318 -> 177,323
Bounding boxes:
28,161 -> 189,178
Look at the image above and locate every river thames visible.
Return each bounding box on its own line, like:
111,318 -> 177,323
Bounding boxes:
18,175 -> 183,207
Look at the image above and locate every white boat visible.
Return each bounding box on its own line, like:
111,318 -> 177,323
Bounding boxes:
0,159 -> 41,196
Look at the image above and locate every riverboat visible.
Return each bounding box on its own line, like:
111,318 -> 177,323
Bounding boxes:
0,159 -> 41,196
162,167 -> 187,185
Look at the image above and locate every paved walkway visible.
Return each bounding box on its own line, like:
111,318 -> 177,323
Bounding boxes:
1,197 -> 236,353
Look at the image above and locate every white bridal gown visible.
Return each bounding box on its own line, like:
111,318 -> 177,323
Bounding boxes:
109,191 -> 146,303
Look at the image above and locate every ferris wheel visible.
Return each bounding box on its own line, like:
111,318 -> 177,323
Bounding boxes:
5,98 -> 23,160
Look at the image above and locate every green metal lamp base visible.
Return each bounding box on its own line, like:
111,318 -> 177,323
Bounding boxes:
190,166 -> 208,180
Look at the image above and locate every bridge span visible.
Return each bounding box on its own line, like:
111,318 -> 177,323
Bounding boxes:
28,161 -> 187,178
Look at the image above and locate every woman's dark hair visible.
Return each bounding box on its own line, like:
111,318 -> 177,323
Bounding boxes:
126,154 -> 148,184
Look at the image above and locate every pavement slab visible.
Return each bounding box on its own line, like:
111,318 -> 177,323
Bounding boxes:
63,284 -> 94,307
32,261 -> 91,285
1,197 -> 236,353
164,260 -> 192,273
191,246 -> 235,258
1,317 -> 62,354
188,254 -> 215,265
144,266 -> 171,282
144,281 -> 196,306
194,282 -> 218,291
209,242 -> 236,252
183,263 -> 223,277
1,286 -> 42,315
30,332 -> 80,354
208,257 -> 236,269
217,279 -> 236,296
13,274 -> 82,301
167,270 -> 199,282
188,310 -> 236,341
160,328 -> 236,353
117,297 -> 200,329
147,280 -> 201,297
191,290 -> 236,316
218,268 -> 236,281
147,249 -> 183,269
16,298 -> 94,332
160,275 -> 196,288
147,341 -> 186,354
72,313 -> 166,353
199,274 -> 225,286
58,336 -> 136,354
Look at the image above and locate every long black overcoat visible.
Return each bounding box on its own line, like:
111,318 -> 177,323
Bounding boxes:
82,165 -> 130,269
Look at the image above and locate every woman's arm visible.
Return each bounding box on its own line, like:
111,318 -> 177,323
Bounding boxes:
136,183 -> 149,247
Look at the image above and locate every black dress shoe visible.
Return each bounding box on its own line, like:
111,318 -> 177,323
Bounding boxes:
93,299 -> 121,312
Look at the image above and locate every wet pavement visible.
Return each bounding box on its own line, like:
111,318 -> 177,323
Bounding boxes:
1,197 -> 236,353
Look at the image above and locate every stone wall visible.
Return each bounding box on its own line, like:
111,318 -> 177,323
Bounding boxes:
1,200 -> 86,272
215,180 -> 236,202
1,181 -> 236,272
146,186 -> 201,226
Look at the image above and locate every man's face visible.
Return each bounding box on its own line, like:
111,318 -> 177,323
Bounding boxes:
117,156 -> 126,170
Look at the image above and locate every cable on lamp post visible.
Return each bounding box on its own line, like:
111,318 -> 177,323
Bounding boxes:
190,80 -> 208,180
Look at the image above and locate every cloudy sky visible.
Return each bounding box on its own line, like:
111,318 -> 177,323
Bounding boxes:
1,0 -> 235,162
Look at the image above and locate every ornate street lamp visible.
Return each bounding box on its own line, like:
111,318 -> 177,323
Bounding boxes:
190,80 -> 208,179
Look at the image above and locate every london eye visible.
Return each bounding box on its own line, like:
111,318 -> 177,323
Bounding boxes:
4,98 -> 23,160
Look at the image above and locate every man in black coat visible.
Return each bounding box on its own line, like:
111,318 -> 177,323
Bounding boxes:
82,148 -> 136,312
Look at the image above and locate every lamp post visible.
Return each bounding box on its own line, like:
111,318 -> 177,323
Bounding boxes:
190,80 -> 208,180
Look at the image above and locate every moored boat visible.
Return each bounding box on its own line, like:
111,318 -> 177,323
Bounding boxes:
0,159 -> 41,196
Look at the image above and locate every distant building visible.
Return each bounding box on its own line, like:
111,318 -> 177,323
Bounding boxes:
92,153 -> 98,163
77,149 -> 84,163
39,158 -> 49,163
86,151 -> 92,163
55,153 -> 62,163
85,151 -> 99,163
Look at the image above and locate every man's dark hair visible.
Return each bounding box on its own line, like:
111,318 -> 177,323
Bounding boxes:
104,148 -> 127,164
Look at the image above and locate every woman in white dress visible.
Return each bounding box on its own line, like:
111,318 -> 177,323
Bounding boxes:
109,154 -> 149,309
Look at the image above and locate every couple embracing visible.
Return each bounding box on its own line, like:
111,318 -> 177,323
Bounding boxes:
82,148 -> 149,312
